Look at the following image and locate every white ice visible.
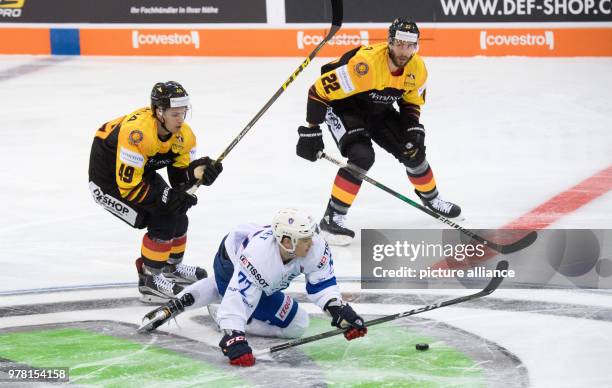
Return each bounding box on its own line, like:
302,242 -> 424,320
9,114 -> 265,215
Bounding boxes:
0,55 -> 611,387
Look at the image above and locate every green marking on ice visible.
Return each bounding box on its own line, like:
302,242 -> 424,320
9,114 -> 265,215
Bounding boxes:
302,317 -> 485,388
0,328 -> 245,387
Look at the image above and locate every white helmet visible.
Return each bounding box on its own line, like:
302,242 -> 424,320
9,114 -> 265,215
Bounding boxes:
272,208 -> 317,254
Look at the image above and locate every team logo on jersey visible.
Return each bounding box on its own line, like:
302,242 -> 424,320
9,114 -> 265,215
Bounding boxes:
354,62 -> 369,77
172,134 -> 185,153
172,143 -> 184,153
128,130 -> 143,145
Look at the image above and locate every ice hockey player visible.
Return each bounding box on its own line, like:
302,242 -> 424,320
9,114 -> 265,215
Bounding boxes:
296,18 -> 461,245
88,81 -> 223,303
139,208 -> 368,366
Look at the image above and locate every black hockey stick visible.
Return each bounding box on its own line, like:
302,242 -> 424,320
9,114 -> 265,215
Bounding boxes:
186,0 -> 344,195
254,260 -> 509,357
319,152 -> 537,254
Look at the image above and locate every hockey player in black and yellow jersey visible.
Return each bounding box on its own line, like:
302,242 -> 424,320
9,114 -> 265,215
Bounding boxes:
88,81 -> 223,302
296,18 -> 461,245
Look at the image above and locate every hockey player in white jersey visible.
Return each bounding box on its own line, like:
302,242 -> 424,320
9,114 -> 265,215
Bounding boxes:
139,208 -> 367,366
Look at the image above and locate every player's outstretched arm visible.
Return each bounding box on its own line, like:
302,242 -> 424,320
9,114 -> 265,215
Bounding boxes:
324,298 -> 367,341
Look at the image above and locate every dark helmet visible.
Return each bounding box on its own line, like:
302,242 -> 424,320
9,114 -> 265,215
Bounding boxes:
388,17 -> 420,43
150,81 -> 190,112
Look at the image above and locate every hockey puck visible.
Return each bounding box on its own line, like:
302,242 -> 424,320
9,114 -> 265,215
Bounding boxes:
415,343 -> 429,351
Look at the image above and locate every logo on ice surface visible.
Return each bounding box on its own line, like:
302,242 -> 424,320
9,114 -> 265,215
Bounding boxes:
132,30 -> 200,49
480,31 -> 554,50
297,31 -> 369,49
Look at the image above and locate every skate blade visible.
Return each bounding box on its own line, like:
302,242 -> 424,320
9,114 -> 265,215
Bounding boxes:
320,231 -> 353,246
164,278 -> 194,286
138,309 -> 168,332
139,293 -> 172,305
451,213 -> 466,222
137,321 -> 154,333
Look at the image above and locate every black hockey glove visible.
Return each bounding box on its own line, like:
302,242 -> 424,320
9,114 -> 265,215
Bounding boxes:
219,330 -> 255,367
158,186 -> 197,214
404,124 -> 426,160
187,157 -> 223,186
324,298 -> 368,341
296,125 -> 324,162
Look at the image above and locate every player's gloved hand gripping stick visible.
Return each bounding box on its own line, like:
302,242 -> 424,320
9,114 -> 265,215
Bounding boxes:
254,260 -> 509,357
186,0 -> 344,196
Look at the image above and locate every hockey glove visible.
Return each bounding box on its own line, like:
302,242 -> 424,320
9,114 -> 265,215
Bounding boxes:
219,330 -> 255,367
159,186 -> 198,214
404,124 -> 426,160
296,125 -> 324,162
187,157 -> 223,186
325,298 -> 368,341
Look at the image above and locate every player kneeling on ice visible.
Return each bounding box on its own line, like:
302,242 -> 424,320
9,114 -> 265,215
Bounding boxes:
139,208 -> 367,366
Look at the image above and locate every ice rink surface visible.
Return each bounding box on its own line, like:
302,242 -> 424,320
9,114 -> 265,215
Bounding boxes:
0,55 -> 611,387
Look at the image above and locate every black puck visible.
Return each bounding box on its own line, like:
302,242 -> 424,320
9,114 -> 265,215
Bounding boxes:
415,343 -> 429,351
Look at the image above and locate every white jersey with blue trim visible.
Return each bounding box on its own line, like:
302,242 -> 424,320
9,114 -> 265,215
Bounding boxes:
217,223 -> 342,332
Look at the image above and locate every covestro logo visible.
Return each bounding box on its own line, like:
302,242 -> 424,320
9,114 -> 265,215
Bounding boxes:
480,31 -> 554,50
131,31 -> 200,49
297,31 -> 369,49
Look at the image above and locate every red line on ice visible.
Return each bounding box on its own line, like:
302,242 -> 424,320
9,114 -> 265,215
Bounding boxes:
433,165 -> 612,270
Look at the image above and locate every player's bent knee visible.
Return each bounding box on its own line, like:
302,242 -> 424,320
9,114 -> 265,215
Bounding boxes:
402,155 -> 427,169
281,307 -> 310,339
346,142 -> 375,171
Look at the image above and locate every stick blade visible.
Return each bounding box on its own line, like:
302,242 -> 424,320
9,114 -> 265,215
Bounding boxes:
482,260 -> 509,295
495,231 -> 538,254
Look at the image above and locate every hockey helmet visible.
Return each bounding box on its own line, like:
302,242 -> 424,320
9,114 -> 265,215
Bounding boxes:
272,208 -> 317,254
388,17 -> 420,44
150,81 -> 190,113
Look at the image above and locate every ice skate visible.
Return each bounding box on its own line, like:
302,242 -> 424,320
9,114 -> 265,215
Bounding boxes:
416,190 -> 462,219
136,258 -> 184,304
138,293 -> 194,332
162,262 -> 208,285
319,204 -> 355,246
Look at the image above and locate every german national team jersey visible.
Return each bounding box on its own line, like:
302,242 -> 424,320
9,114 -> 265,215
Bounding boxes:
216,224 -> 341,332
307,42 -> 427,127
89,107 -> 196,206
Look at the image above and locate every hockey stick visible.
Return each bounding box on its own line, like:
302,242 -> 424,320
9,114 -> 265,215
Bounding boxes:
186,0 -> 344,195
254,260 -> 509,357
319,152 -> 537,254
